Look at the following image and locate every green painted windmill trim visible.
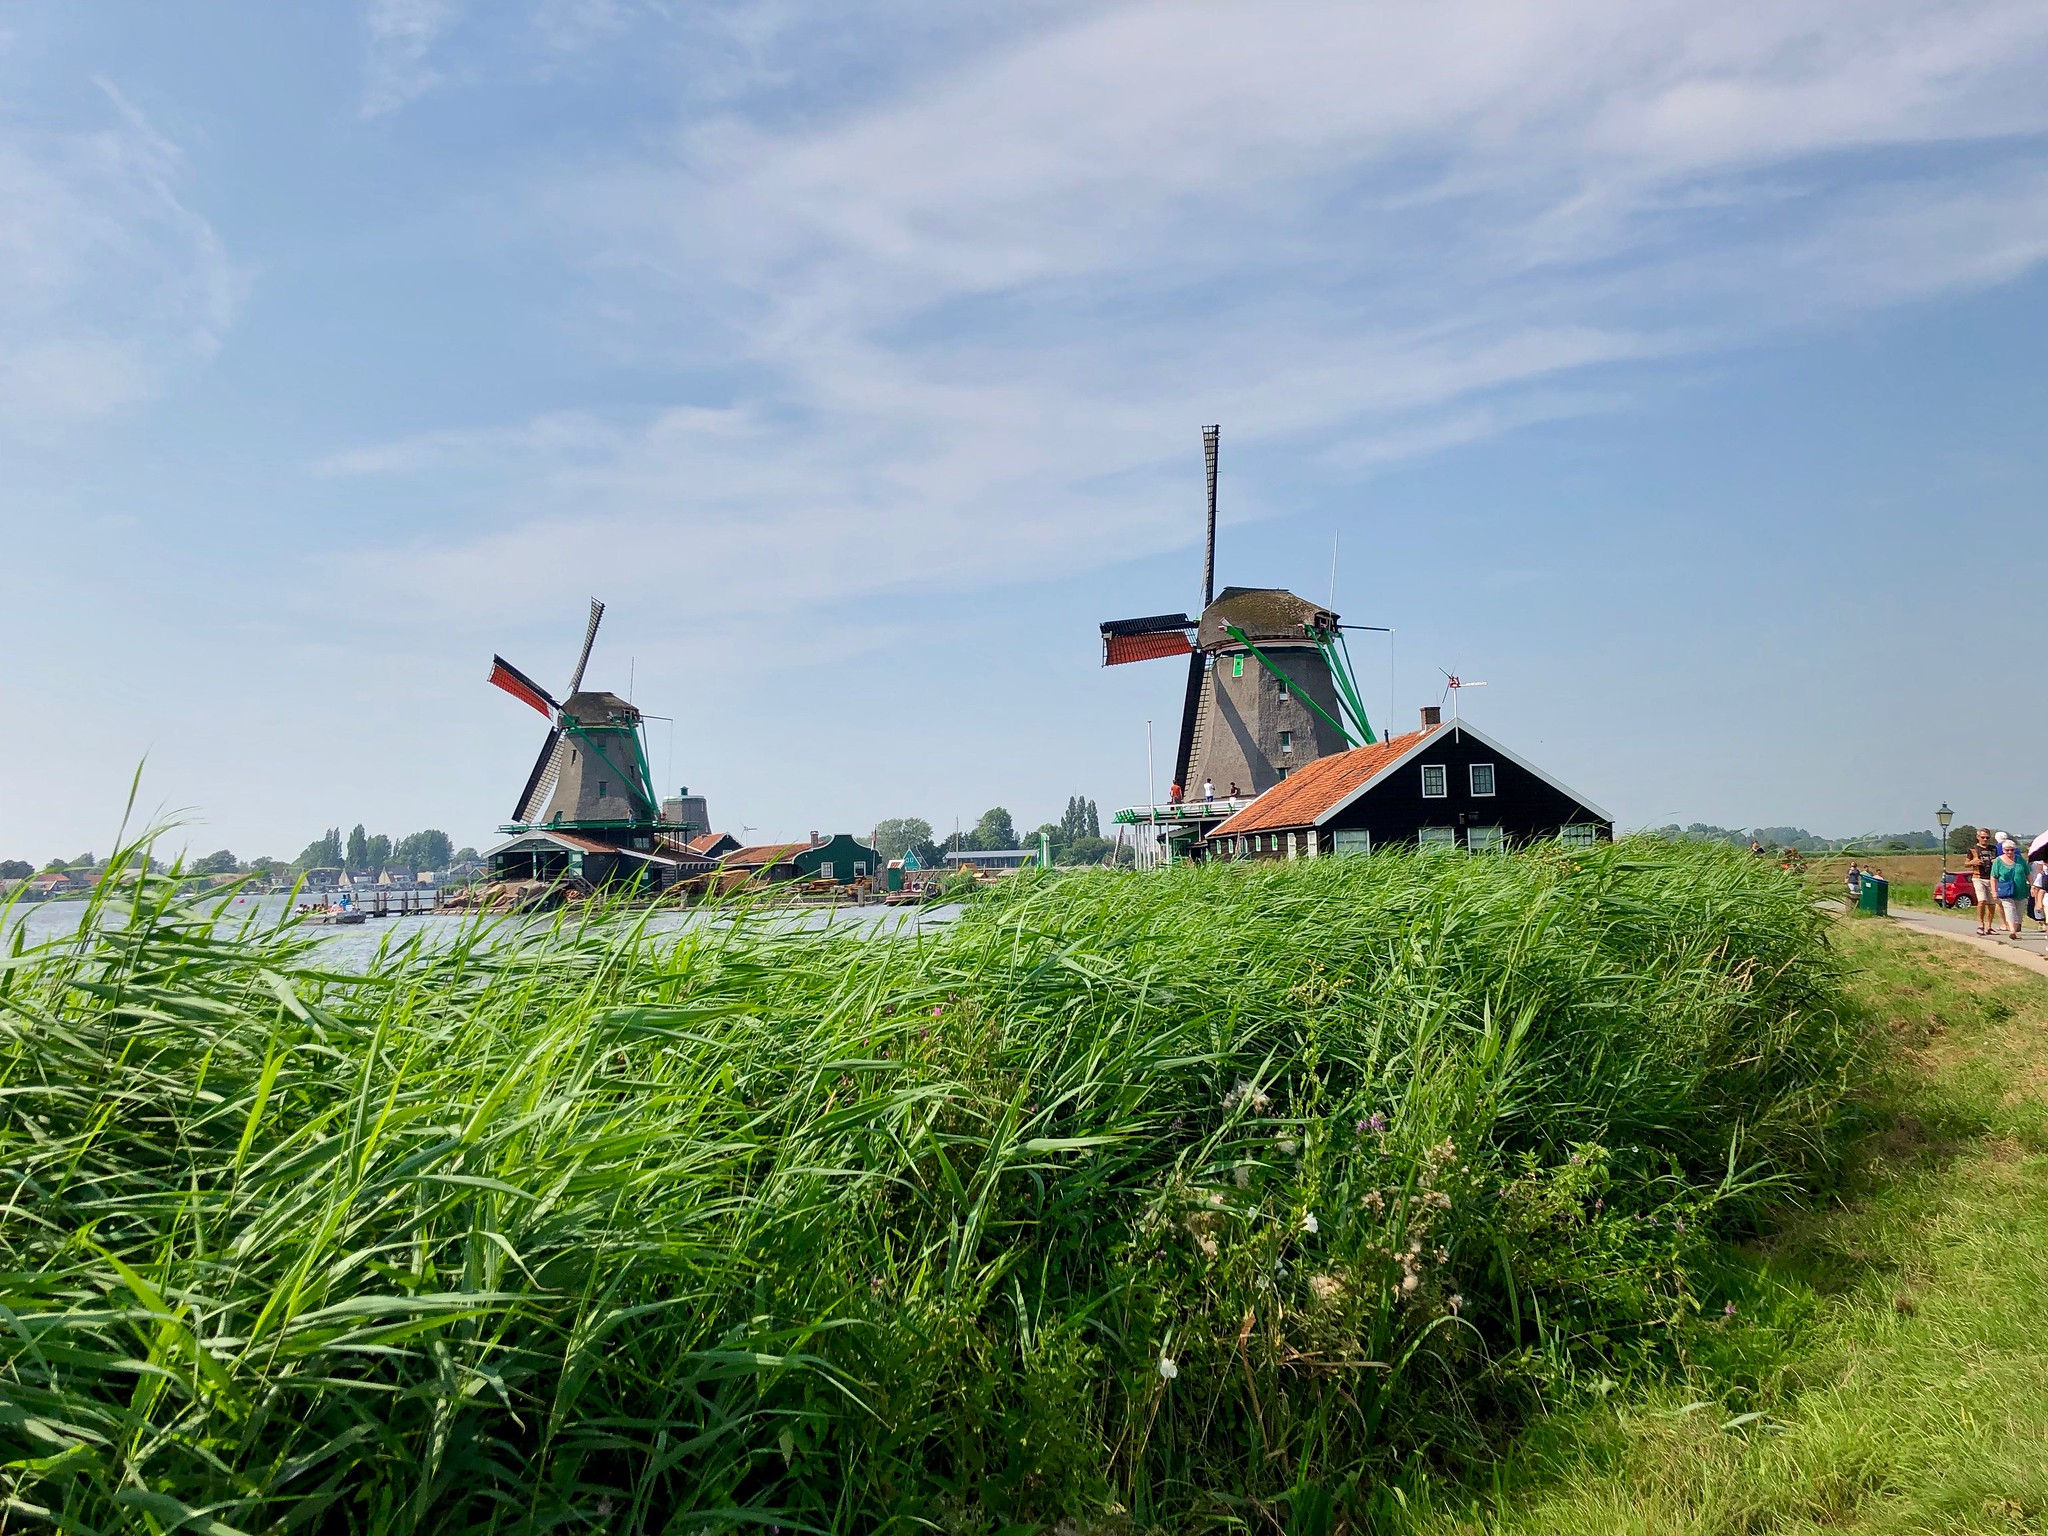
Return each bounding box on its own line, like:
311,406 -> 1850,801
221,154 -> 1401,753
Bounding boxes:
1223,624 -> 1359,749
1323,631 -> 1378,745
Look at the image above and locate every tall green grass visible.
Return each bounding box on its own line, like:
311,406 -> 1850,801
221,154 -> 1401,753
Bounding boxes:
1,839 -> 1859,1532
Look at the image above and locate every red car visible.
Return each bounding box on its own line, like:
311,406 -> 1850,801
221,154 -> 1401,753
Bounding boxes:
1934,870 -> 1978,909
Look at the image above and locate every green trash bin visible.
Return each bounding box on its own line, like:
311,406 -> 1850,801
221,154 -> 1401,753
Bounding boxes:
1857,874 -> 1888,916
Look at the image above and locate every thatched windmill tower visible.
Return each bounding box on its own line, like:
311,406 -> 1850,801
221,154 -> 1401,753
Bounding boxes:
1100,427 -> 1380,802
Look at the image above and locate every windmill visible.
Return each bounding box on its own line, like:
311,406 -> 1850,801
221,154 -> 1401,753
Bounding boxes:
488,599 -> 660,830
1099,427 -> 1383,810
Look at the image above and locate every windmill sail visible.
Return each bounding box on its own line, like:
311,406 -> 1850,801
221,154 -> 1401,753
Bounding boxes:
488,656 -> 556,718
565,598 -> 604,696
513,729 -> 566,824
1100,613 -> 1194,666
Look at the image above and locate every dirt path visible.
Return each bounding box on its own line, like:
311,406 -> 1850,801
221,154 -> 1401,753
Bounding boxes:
1884,904 -> 2048,979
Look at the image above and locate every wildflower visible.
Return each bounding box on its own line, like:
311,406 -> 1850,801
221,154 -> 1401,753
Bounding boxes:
1360,1111 -> 1388,1135
1158,1355 -> 1179,1380
1593,1198 -> 1604,1212
930,1005 -> 942,1017
1724,1301 -> 1738,1318
1309,1272 -> 1343,1304
597,1497 -> 614,1518
1447,1293 -> 1464,1314
1302,1212 -> 1319,1234
1434,1246 -> 1448,1265
1196,1234 -> 1219,1260
1205,1190 -> 1227,1209
1361,1189 -> 1385,1213
1276,1137 -> 1299,1156
1401,1272 -> 1420,1294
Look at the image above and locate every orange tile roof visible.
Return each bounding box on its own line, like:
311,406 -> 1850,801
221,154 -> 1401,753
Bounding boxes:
686,831 -> 734,854
721,841 -> 808,867
1208,727 -> 1436,838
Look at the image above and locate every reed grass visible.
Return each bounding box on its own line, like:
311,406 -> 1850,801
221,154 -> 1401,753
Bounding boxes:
0,837 -> 1859,1532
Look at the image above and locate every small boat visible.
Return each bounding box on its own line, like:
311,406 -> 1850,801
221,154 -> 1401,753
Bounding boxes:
300,908 -> 367,926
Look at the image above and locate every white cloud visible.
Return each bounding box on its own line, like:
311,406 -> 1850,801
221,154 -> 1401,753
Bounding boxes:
0,79 -> 237,425
362,0 -> 463,117
339,0 -> 2048,620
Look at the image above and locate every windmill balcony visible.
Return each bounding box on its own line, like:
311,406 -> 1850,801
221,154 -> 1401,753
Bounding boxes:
1113,796 -> 1254,826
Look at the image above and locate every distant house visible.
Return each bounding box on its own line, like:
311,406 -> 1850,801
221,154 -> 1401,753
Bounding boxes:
721,833 -> 882,885
943,849 -> 1037,872
1206,712 -> 1610,858
686,831 -> 743,859
797,833 -> 880,884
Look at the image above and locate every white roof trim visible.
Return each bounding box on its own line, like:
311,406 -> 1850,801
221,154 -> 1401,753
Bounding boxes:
1310,720 -> 1611,827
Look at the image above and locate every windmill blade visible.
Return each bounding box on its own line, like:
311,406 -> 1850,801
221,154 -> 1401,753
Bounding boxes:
1101,613 -> 1195,667
489,656 -> 557,719
513,729 -> 565,824
564,598 -> 605,697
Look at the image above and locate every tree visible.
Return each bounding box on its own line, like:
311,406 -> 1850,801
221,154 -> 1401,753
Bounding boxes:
1948,823 -> 1979,855
395,830 -> 453,873
453,847 -> 480,865
364,833 -> 391,872
0,860 -> 31,880
192,849 -> 238,875
1067,835 -> 1114,865
970,807 -> 1017,851
248,857 -> 283,877
346,824 -> 369,871
871,818 -> 935,862
295,828 -> 343,870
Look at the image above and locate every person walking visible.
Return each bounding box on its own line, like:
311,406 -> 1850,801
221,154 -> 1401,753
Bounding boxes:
1845,861 -> 1863,908
1967,827 -> 1997,935
1992,838 -> 2029,941
2031,854 -> 2048,933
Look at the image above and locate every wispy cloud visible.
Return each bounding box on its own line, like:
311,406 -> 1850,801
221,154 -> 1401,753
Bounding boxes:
0,78 -> 238,425
334,0 -> 2048,624
362,0 -> 463,117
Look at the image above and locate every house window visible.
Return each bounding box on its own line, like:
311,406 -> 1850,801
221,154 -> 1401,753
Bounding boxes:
1276,674 -> 1290,699
1334,828 -> 1371,856
854,861 -> 866,876
1559,824 -> 1598,847
1285,831 -> 1298,860
1418,826 -> 1457,851
1232,656 -> 1244,677
1279,730 -> 1293,754
820,862 -> 834,879
1466,825 -> 1505,853
598,780 -> 608,797
1469,763 -> 1496,798
1267,833 -> 1278,852
1421,763 -> 1447,798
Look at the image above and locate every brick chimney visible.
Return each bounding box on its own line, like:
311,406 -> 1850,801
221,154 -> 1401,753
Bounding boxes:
1420,705 -> 1442,728
809,830 -> 822,846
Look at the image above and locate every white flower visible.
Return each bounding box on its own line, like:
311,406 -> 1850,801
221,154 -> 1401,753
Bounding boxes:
1302,1212 -> 1319,1234
1448,1294 -> 1464,1314
1276,1137 -> 1299,1156
1158,1355 -> 1179,1380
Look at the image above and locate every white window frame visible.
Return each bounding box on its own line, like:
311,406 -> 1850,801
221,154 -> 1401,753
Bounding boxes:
853,861 -> 866,876
819,862 -> 834,880
1466,825 -> 1505,853
1418,826 -> 1457,852
1279,729 -> 1293,755
1420,763 -> 1448,799
1559,824 -> 1598,848
1469,762 -> 1496,798
1333,828 -> 1372,857
1276,673 -> 1290,699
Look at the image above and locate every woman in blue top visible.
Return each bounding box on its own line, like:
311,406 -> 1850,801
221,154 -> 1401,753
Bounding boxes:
1992,839 -> 2029,940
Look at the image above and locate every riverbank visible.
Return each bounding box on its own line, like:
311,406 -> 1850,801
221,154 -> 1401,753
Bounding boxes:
1408,917 -> 2048,1534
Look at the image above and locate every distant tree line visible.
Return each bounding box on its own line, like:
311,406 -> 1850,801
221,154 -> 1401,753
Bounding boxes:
1645,823 -> 1945,854
870,797 -> 1121,869
291,825 -> 472,875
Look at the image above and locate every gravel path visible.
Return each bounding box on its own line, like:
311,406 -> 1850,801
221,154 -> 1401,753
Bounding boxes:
1884,903 -> 2048,979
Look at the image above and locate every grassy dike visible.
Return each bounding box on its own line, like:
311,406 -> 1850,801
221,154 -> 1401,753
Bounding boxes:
1410,919 -> 2048,1535
2,842 -> 1860,1532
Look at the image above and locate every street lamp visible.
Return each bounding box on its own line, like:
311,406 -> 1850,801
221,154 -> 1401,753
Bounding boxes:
1937,802 -> 1953,876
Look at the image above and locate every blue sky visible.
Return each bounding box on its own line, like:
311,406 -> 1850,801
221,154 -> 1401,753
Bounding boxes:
3,1 -> 2045,863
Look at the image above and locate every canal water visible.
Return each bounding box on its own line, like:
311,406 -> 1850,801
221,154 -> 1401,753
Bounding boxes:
3,892 -> 961,971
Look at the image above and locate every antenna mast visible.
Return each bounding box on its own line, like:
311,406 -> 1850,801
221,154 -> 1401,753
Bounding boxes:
1201,424 -> 1219,610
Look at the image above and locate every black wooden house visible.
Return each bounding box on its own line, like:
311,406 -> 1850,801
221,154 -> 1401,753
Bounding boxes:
1206,708 -> 1610,859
